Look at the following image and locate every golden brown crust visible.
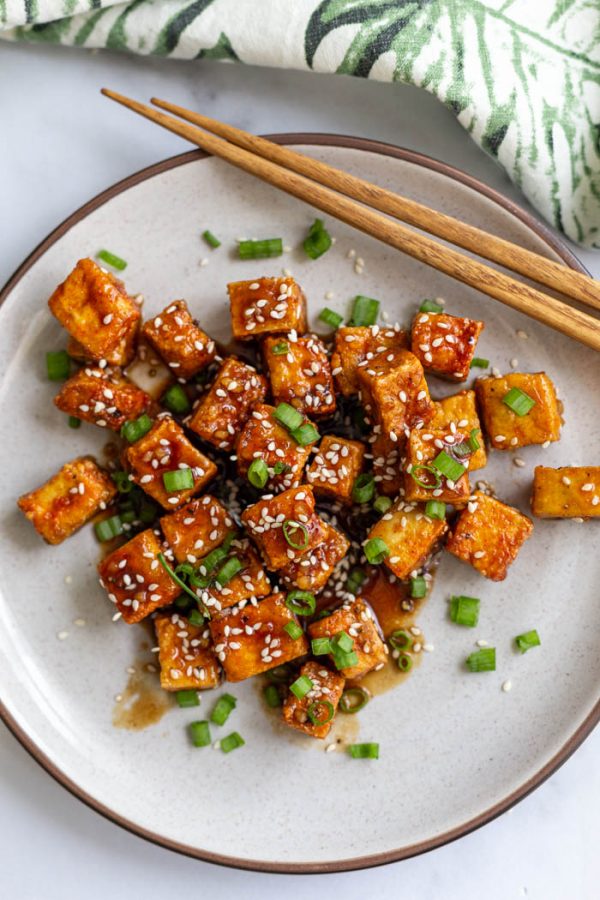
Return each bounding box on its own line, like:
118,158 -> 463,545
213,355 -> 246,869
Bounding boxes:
475,372 -> 561,450
411,312 -> 484,381
228,276 -> 307,341
282,661 -> 345,739
368,499 -> 448,579
331,325 -> 408,397
308,597 -> 388,680
188,358 -> 268,451
141,300 -> 216,380
54,366 -> 151,431
263,334 -> 335,418
531,466 -> 600,519
154,613 -> 221,690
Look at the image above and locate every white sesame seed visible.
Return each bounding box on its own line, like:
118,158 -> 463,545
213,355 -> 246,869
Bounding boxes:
502,680 -> 512,693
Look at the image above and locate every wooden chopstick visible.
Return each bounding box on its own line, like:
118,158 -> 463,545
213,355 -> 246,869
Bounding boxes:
101,89 -> 600,353
151,97 -> 600,315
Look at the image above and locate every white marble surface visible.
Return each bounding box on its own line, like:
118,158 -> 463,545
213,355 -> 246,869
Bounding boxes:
0,41 -> 598,900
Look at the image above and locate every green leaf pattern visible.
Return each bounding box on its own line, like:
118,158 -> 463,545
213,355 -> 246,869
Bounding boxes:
1,0 -> 599,246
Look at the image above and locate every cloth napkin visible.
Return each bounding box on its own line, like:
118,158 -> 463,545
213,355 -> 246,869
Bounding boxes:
3,1 -> 600,248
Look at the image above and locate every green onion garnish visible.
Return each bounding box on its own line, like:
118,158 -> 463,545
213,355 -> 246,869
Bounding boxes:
68,416 -> 81,429
503,387 -> 536,416
432,450 -> 466,482
266,664 -> 293,684
450,595 -> 480,627
273,402 -> 303,432
161,384 -> 190,415
307,700 -> 334,726
210,693 -> 237,726
389,629 -> 413,650
282,520 -> 309,550
215,556 -> 243,586
94,515 -> 123,542
419,299 -> 444,313
238,238 -> 283,259
46,350 -> 70,381
290,423 -> 320,446
364,538 -> 389,565
157,552 -> 202,604
331,648 -> 359,671
263,684 -> 282,708
247,458 -> 269,489
515,629 -> 541,653
272,341 -> 289,356
319,307 -> 344,329
470,357 -> 489,369
346,567 -> 366,595
120,414 -> 153,444
410,575 -> 427,599
352,473 -> 375,504
220,732 -> 245,753
373,495 -> 392,514
425,500 -> 446,520
113,470 -> 133,493
332,631 -> 354,653
311,637 -> 332,655
466,648 -> 496,672
409,464 -> 442,490
176,689 -> 199,708
348,742 -> 379,759
284,621 -> 303,641
303,218 -> 332,260
202,229 -> 221,248
188,609 -> 205,627
469,428 -> 481,450
97,249 -> 127,271
349,295 -> 380,327
273,461 -> 291,475
290,674 -> 313,699
339,687 -> 369,714
163,468 -> 194,493
397,652 -> 413,672
189,720 -> 211,747
285,589 -> 316,616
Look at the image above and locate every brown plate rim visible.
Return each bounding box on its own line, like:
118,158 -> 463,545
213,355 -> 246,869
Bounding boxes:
0,133 -> 596,875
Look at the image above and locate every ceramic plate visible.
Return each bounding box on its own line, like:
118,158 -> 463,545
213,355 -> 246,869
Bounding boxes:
0,137 -> 598,873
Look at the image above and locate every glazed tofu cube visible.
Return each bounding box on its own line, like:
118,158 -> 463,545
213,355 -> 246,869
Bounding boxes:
282,661 -> 345,739
54,366 -> 151,431
331,325 -> 408,397
141,299 -> 216,381
308,597 -> 388,680
475,372 -> 561,450
209,592 -> 309,682
97,529 -> 180,623
446,490 -> 533,581
370,431 -> 405,497
404,429 -> 470,505
200,537 -> 272,613
411,312 -> 484,380
357,349 -> 434,440
306,436 -> 365,503
531,467 -> 600,519
263,334 -> 335,418
431,390 -> 487,471
160,494 -> 233,564
18,456 -> 117,545
48,258 -> 140,365
279,523 -> 350,592
228,276 -> 307,341
367,499 -> 448,579
125,416 -> 217,510
188,358 -> 267,451
236,403 -> 313,493
241,485 -> 328,571
154,612 -> 221,690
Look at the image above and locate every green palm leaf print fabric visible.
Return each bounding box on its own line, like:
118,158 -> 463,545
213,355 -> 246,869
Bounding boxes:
2,0 -> 599,247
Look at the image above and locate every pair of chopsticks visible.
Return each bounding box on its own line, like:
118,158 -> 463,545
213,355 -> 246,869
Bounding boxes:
101,88 -> 600,352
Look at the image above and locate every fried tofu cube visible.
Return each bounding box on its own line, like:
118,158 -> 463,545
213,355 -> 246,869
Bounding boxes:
308,597 -> 388,680
18,456 -> 117,545
241,485 -> 327,571
431,390 -> 487,471
357,349 -> 434,440
125,416 -> 217,510
97,529 -> 180,623
331,325 -> 408,396
154,612 -> 221,690
54,366 -> 151,431
200,537 -> 272,613
370,431 -> 405,497
263,334 -> 335,418
475,372 -> 561,450
160,494 -> 233,564
404,429 -> 470,505
228,276 -> 307,341
306,436 -> 365,503
141,299 -> 216,380
367,499 -> 448,579
236,403 -> 313,493
446,490 -> 533,581
209,592 -> 309,682
411,312 -> 484,380
282,661 -> 345,739
48,258 -> 140,365
278,523 -> 350,592
188,357 -> 267,452
531,467 -> 600,519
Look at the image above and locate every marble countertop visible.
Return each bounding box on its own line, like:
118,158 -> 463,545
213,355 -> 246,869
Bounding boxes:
1,41 -> 598,900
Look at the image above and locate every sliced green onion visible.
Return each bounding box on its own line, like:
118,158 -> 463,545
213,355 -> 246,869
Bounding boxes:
290,674 -> 313,699
189,720 -> 210,747
97,249 -> 127,271
272,341 -> 289,356
425,500 -> 446,520
466,648 -> 496,672
46,350 -> 70,381
215,556 -> 243,586
331,631 -> 354,653
173,594 -> 193,611
515,629 -> 541,653
273,461 -> 291,475
220,731 -> 245,753
409,464 -> 442,490
285,589 -> 316,616
176,689 -> 199,708
432,450 -> 466,482
352,473 -> 375,504
452,439 -> 475,460
373,495 -> 392,514
161,384 -> 190,415
410,575 -> 427,599
346,567 -> 366,595
469,428 -> 481,450
319,307 -> 343,329
210,693 -> 237,726
397,652 -> 413,673
120,414 -> 153,444
175,561 -> 195,580
202,229 -> 221,248
94,515 -> 123,542
163,468 -> 194,493
364,538 -> 389,565
332,648 -> 359,670
273,402 -> 303,432
188,609 -> 205,627
419,299 -> 444,313
284,621 -> 303,641
247,458 -> 269,489
348,742 -> 379,759
389,629 -> 413,651
470,357 -> 489,369
238,238 -> 283,259
349,295 -> 380,327
339,687 -> 369,714
263,684 -> 282,708
113,471 -> 133,493
157,552 -> 202,604
68,416 -> 81,429
311,637 -> 332,655
303,218 -> 332,260
503,387 -> 536,416
283,520 -> 309,550
307,700 -> 334,726
290,422 -> 320,446
450,595 -> 480,627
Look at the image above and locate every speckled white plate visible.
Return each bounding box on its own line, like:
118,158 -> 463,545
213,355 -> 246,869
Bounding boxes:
0,137 -> 598,873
